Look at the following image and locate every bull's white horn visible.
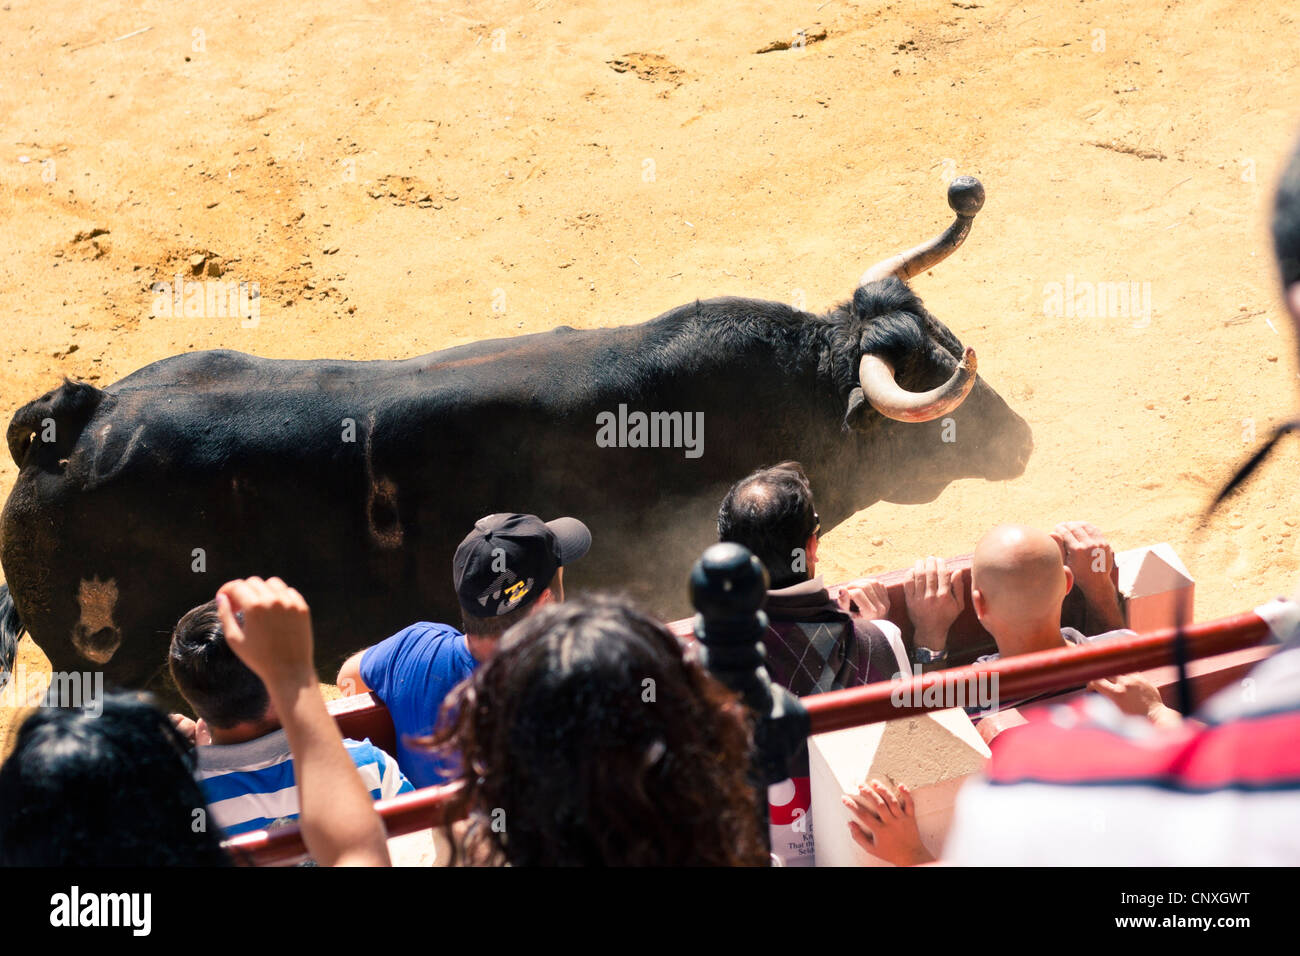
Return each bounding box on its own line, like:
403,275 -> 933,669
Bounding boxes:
858,347 -> 977,423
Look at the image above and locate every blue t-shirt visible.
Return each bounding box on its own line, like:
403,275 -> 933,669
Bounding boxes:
361,621 -> 476,788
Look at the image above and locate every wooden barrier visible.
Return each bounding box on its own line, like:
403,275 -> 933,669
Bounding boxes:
327,691 -> 396,758
798,610 -> 1271,734
975,642 -> 1277,744
226,606 -> 1277,865
225,780 -> 467,867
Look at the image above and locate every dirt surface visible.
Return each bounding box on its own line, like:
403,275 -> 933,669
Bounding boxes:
2,0 -> 1299,747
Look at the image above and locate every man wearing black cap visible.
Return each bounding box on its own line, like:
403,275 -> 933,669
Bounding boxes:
337,513 -> 591,788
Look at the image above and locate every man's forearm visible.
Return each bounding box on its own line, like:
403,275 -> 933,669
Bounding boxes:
267,673 -> 391,867
1082,583 -> 1126,634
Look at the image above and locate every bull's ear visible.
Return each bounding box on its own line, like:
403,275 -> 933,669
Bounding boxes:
7,379 -> 106,468
843,386 -> 871,432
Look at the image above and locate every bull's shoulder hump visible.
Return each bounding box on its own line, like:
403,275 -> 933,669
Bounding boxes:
108,349 -> 269,389
413,322 -> 650,371
643,296 -> 813,330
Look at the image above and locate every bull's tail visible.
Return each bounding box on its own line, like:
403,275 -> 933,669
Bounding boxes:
0,583 -> 21,682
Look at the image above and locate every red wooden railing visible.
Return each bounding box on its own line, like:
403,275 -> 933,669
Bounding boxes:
225,780 -> 468,867
225,606 -> 1278,865
799,610 -> 1270,733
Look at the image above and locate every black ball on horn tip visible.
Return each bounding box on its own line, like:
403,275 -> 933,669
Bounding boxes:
947,175 -> 985,218
689,542 -> 769,622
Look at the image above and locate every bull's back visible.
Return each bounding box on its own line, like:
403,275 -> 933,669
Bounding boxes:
0,332 -> 632,685
0,349 -> 473,688
1,305 -> 824,690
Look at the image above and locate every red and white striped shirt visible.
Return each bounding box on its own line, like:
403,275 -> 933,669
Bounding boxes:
944,616 -> 1300,865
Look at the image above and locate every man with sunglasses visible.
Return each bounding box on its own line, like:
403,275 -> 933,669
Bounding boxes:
717,461 -> 908,697
717,461 -> 908,865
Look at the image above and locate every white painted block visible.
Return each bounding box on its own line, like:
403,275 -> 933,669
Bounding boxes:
1115,543 -> 1195,633
810,708 -> 990,867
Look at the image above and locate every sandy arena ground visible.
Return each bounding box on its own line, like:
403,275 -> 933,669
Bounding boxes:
2,0 -> 1298,751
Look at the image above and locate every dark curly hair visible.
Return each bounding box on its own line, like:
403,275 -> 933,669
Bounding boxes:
424,595 -> 768,866
0,691 -> 230,866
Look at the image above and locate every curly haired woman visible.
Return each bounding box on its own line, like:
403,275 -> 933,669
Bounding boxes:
426,595 -> 769,866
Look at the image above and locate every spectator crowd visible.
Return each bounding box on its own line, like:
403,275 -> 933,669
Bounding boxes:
2,134 -> 1299,868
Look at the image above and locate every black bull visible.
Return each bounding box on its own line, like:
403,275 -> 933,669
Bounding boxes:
0,243 -> 1032,702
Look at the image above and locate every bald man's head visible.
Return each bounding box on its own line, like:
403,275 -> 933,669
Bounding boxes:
971,524 -> 1073,645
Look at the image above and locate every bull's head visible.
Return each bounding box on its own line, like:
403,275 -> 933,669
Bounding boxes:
834,177 -> 1032,503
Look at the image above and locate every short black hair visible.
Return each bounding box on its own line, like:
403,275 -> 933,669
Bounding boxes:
1273,132 -> 1300,289
717,461 -> 818,590
0,692 -> 230,865
168,600 -> 270,728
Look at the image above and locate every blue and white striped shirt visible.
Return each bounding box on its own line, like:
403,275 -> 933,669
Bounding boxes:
196,728 -> 414,837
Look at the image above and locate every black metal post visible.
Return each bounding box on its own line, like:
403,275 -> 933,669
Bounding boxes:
690,542 -> 810,856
